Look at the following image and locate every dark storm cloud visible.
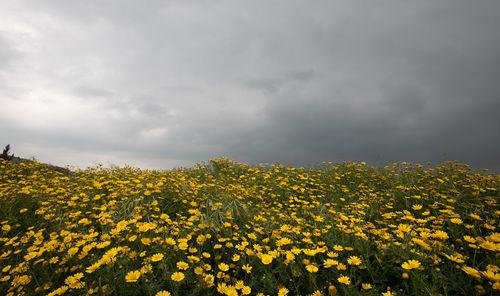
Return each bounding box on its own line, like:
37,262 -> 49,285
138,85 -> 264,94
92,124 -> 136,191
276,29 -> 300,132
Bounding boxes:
1,0 -> 499,171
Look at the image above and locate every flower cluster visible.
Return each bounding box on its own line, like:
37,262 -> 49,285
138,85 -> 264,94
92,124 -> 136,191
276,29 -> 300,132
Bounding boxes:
0,158 -> 499,295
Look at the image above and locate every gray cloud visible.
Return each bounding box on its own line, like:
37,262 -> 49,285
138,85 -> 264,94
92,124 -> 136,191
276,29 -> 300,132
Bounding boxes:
1,0 -> 499,172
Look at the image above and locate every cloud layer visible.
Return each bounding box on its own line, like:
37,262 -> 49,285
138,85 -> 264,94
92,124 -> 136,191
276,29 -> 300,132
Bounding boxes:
1,1 -> 499,171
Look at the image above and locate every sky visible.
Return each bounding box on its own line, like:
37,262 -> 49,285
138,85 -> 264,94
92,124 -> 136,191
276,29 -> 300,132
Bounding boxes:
1,1 -> 500,171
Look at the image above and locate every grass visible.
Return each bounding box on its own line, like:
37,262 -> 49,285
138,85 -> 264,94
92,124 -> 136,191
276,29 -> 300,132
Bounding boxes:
0,157 -> 499,296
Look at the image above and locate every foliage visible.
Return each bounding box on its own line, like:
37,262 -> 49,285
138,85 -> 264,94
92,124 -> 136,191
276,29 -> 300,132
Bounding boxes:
1,144 -> 14,161
0,158 -> 499,296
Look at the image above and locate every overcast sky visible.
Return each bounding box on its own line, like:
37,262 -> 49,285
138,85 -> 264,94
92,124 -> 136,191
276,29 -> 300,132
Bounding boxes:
1,1 -> 499,171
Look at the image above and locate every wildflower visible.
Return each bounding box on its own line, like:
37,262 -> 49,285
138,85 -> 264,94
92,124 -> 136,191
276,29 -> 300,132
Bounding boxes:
242,264 -> 252,273
402,272 -> 409,279
486,264 -> 499,272
432,230 -> 449,240
204,274 -> 215,286
347,256 -> 362,266
462,266 -> 481,278
333,245 -> 344,251
401,260 -> 421,270
323,259 -> 338,268
337,275 -> 350,285
242,286 -> 251,295
382,291 -> 395,296
171,272 -> 185,282
64,273 -> 84,289
450,218 -> 463,224
493,282 -> 500,290
463,235 -> 476,243
86,262 -> 101,273
155,291 -> 171,296
177,261 -> 189,270
217,282 -> 228,294
479,240 -> 497,251
327,252 -> 338,258
151,253 -> 164,262
125,270 -> 141,282
178,242 -> 188,250
470,213 -> 482,220
278,287 -> 289,296
261,254 -> 273,265
305,264 -> 319,273
481,270 -> 500,282
328,285 -> 338,295
218,263 -> 229,271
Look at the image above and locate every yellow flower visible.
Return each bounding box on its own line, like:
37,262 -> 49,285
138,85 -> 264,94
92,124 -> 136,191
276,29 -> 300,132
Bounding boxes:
328,285 -> 338,295
218,263 -> 229,272
401,260 -> 421,270
493,282 -> 500,290
242,286 -> 251,295
337,275 -> 350,285
155,291 -> 171,296
305,264 -> 319,273
362,283 -> 372,290
347,256 -> 362,266
171,272 -> 185,282
151,253 -> 164,262
481,270 -> 500,282
278,287 -> 289,296
178,242 -> 188,250
261,254 -> 273,265
177,261 -> 189,270
242,264 -> 252,273
125,270 -> 141,282
462,266 -> 481,278
382,291 -> 395,296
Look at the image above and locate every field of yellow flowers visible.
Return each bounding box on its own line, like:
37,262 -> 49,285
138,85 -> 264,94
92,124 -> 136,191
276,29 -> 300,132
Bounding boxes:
1,158 -> 499,296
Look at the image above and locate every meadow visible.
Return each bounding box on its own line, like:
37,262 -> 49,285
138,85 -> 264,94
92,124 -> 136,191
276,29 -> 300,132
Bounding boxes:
0,157 -> 499,296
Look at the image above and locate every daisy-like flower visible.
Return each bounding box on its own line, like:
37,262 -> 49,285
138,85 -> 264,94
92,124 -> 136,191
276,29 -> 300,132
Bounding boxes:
462,266 -> 481,279
242,264 -> 252,273
171,272 -> 185,282
177,261 -> 189,270
347,256 -> 362,266
305,264 -> 319,273
362,283 -> 372,290
151,253 -> 164,262
278,287 -> 289,296
337,275 -> 350,285
401,260 -> 421,270
218,263 -> 229,272
155,291 -> 171,296
323,259 -> 338,268
125,270 -> 141,283
261,254 -> 273,265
